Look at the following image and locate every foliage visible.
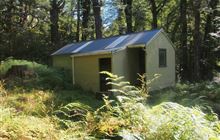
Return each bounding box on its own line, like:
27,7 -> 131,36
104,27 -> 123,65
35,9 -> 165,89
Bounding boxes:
0,78 -> 102,139
0,0 -> 219,82
145,102 -> 220,140
1,61 -> 220,139
0,58 -> 72,89
0,82 -> 60,139
0,107 -> 60,140
148,82 -> 220,114
54,72 -> 220,139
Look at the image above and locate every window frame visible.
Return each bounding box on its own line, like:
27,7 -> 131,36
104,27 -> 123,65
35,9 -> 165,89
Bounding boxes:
159,48 -> 167,68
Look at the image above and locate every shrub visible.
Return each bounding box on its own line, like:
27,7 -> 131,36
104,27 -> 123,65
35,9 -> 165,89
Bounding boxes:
0,106 -> 60,140
149,82 -> 220,115
0,58 -> 72,89
65,72 -> 220,139
146,102 -> 220,140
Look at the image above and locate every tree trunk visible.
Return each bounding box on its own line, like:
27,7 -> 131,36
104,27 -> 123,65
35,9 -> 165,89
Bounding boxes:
179,0 -> 189,81
76,0 -> 80,42
118,8 -> 126,35
149,0 -> 157,29
82,0 -> 91,41
50,0 -> 60,47
5,0 -> 14,55
92,0 -> 102,39
123,0 -> 133,33
201,0 -> 219,80
192,0 -> 201,81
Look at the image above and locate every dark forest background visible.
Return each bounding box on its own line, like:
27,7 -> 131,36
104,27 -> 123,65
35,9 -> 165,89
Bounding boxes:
0,0 -> 219,82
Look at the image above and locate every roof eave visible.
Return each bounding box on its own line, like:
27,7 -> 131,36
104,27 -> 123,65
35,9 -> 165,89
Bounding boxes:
127,44 -> 145,48
71,50 -> 112,57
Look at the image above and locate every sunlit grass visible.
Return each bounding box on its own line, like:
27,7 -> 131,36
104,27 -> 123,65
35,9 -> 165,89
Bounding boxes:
0,59 -> 220,139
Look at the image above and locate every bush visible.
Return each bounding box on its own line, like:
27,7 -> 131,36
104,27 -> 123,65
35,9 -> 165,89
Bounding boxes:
0,80 -> 101,139
146,102 -> 220,140
148,82 -> 220,115
58,72 -> 220,139
1,66 -> 220,139
0,106 -> 60,140
0,58 -> 72,89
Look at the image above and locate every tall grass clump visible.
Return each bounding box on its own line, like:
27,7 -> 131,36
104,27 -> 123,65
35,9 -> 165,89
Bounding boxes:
0,106 -> 61,140
0,58 -> 72,89
0,81 -> 60,139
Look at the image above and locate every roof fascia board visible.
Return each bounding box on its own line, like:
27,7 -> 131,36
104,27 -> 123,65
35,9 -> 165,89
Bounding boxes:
112,44 -> 145,54
71,51 -> 111,57
127,44 -> 145,48
111,46 -> 127,54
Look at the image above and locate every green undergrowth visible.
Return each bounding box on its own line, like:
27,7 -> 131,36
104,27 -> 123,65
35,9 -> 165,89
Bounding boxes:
1,59 -> 220,139
0,81 -> 103,139
0,85 -> 102,117
148,82 -> 220,115
0,58 -> 72,89
52,72 -> 220,139
0,107 -> 60,140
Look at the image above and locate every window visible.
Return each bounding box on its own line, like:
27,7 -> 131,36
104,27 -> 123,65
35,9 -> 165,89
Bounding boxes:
159,48 -> 167,67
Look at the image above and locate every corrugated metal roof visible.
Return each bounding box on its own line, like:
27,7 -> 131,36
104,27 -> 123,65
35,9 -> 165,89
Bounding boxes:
51,29 -> 161,56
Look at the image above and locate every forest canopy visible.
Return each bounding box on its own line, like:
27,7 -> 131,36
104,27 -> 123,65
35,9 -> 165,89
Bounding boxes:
0,0 -> 219,81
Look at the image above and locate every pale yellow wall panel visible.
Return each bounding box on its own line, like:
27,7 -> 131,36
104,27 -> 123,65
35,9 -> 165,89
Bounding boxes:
73,54 -> 111,92
146,32 -> 175,90
112,49 -> 129,81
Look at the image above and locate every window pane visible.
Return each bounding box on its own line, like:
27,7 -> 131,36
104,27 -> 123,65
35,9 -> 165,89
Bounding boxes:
159,49 -> 167,67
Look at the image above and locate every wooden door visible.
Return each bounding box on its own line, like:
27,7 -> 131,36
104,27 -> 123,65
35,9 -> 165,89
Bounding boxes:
99,58 -> 112,92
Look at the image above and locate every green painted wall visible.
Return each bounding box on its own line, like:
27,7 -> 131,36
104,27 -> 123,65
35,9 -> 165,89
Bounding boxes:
146,32 -> 175,90
52,55 -> 72,70
73,54 -> 111,92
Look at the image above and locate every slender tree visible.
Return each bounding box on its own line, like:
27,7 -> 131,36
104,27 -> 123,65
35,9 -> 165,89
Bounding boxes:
82,0 -> 91,41
179,0 -> 189,81
123,0 -> 133,33
200,0 -> 219,80
192,0 -> 201,81
76,0 -> 80,42
92,0 -> 102,39
50,0 -> 65,47
117,7 -> 126,34
149,0 -> 168,29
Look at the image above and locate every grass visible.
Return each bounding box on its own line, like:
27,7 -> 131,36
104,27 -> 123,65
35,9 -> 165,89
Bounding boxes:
0,59 -> 220,139
0,82 -> 103,139
0,107 -> 60,140
0,59 -> 103,139
148,82 -> 220,115
0,87 -> 102,117
0,58 -> 73,90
